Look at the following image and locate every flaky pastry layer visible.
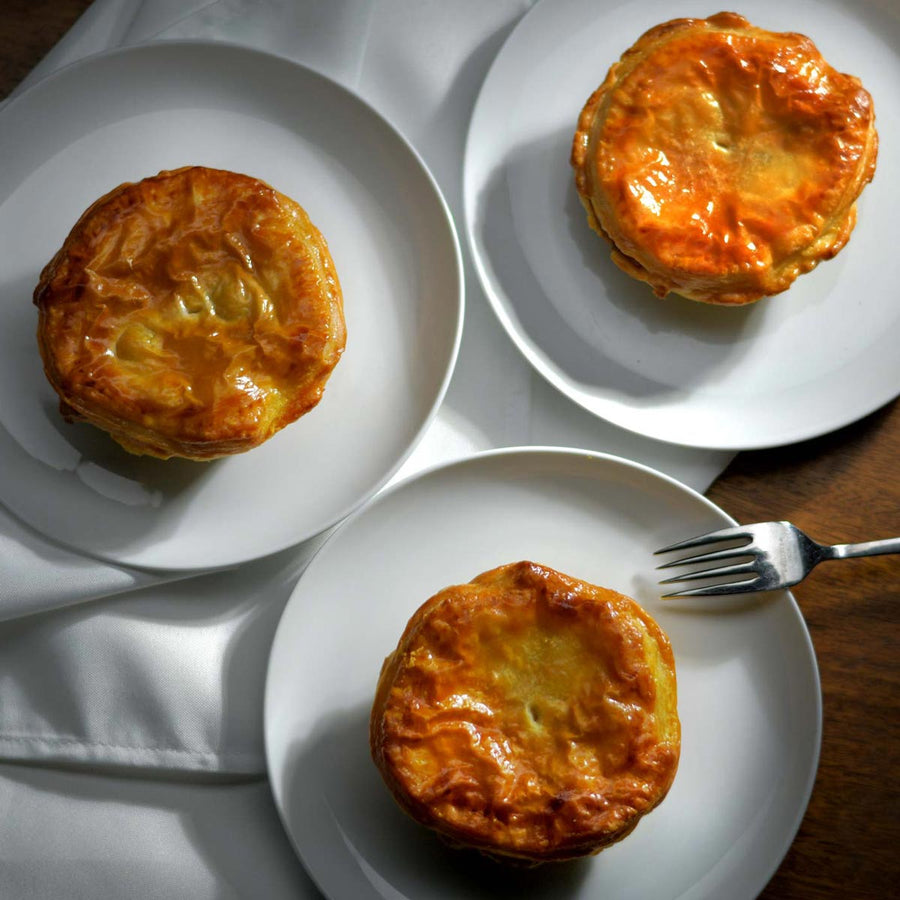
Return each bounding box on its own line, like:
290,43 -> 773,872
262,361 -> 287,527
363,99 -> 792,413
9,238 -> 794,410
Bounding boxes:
34,166 -> 346,459
370,562 -> 680,862
571,11 -> 878,305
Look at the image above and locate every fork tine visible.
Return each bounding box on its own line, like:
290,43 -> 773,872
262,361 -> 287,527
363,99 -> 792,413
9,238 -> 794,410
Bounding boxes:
658,561 -> 757,585
654,527 -> 751,555
655,545 -> 754,570
661,578 -> 761,599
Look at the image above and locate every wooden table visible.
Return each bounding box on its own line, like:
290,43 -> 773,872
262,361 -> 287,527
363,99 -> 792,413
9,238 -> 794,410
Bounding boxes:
4,3 -> 898,898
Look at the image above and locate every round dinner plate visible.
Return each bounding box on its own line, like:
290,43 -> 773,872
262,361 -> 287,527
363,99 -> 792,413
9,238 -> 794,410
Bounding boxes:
265,448 -> 821,900
464,0 -> 900,450
0,42 -> 462,570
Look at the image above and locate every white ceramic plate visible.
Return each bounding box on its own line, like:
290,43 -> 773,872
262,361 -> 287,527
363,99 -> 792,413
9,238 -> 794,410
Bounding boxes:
265,448 -> 821,900
0,42 -> 462,570
464,0 -> 900,450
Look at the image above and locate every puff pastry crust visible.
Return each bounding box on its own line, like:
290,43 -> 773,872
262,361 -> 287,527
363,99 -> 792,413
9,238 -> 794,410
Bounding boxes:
571,11 -> 878,305
370,562 -> 680,862
34,166 -> 346,459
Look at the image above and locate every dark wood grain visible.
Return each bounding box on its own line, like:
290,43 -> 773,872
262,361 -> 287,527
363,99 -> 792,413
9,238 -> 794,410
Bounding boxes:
0,0 -> 94,100
708,400 -> 900,899
2,3 -> 898,898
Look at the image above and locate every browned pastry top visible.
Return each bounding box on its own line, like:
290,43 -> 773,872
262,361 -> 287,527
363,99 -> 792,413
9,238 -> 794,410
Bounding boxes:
370,561 -> 680,862
34,166 -> 346,459
572,11 -> 877,305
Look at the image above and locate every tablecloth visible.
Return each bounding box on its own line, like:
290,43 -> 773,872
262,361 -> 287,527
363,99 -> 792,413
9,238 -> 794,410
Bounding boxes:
0,2 -> 733,896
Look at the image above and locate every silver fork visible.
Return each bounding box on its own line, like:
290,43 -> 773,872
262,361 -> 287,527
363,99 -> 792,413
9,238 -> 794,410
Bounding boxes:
655,521 -> 900,597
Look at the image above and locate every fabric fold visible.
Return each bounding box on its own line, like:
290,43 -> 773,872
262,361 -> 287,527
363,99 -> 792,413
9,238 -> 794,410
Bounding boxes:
0,0 -> 732,779
0,501 -> 188,623
0,536 -> 324,773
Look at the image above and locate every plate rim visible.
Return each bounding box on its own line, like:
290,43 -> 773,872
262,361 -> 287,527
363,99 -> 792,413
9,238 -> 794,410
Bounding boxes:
462,0 -> 899,452
0,39 -> 465,571
264,445 -> 823,900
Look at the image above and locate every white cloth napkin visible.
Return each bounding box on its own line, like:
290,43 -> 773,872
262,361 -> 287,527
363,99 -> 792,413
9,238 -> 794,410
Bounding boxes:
0,3 -> 735,896
0,0 -> 732,775
0,762 -> 322,900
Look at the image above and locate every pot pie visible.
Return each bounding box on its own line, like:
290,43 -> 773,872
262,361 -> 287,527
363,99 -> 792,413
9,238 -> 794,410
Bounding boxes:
370,561 -> 680,863
571,11 -> 878,305
34,166 -> 346,459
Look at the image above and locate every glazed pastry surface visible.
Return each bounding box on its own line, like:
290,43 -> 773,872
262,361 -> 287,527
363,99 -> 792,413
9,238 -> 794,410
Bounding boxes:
571,11 -> 878,305
370,561 -> 680,862
34,166 -> 346,459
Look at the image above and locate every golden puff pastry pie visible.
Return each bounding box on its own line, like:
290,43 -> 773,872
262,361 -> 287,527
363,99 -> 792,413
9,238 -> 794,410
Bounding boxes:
571,11 -> 878,305
34,166 -> 346,459
370,561 -> 680,863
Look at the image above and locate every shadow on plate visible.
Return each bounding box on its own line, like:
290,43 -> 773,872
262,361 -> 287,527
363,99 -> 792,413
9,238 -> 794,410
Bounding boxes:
281,702 -> 591,899
475,126 -> 771,400
44,401 -> 217,501
0,268 -> 214,505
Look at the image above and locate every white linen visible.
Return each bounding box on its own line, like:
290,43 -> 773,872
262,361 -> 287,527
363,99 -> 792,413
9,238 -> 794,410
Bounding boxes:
0,0 -> 730,619
0,541 -> 322,773
0,763 -> 322,899
0,0 -> 731,770
0,503 -> 176,622
0,1 -> 733,896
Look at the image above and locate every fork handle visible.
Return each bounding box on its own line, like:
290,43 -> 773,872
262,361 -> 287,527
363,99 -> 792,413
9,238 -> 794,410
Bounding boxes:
825,537 -> 900,560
